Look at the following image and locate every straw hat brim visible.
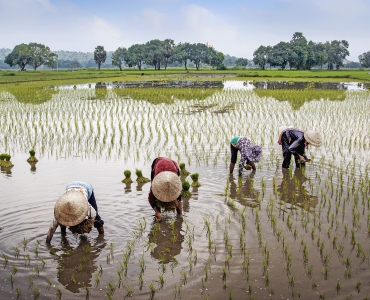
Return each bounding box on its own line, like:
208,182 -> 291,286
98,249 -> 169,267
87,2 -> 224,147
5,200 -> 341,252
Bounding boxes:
54,191 -> 88,226
304,131 -> 323,147
152,171 -> 182,203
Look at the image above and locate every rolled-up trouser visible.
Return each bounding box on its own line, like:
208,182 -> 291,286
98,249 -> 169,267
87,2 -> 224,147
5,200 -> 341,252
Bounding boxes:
88,192 -> 104,228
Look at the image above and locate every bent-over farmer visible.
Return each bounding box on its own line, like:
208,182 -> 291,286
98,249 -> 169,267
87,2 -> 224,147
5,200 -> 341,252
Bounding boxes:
148,157 -> 182,222
46,181 -> 104,243
229,136 -> 262,176
278,127 -> 322,169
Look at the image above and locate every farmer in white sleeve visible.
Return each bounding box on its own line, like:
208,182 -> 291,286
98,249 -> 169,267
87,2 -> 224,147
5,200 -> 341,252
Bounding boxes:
46,181 -> 104,243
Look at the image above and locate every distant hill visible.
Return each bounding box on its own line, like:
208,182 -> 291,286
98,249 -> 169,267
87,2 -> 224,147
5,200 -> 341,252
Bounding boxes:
0,48 -> 11,60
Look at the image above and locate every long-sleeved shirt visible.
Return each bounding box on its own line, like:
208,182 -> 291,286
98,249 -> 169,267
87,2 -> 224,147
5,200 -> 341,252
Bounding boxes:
283,130 -> 306,158
236,137 -> 261,174
148,157 -> 180,210
46,181 -> 103,243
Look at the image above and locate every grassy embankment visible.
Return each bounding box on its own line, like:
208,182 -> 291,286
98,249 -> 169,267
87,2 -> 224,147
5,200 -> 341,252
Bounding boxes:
0,68 -> 369,85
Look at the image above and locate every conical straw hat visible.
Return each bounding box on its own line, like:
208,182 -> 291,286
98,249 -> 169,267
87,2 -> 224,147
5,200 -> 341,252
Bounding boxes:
152,171 -> 182,202
304,130 -> 323,147
54,191 -> 88,226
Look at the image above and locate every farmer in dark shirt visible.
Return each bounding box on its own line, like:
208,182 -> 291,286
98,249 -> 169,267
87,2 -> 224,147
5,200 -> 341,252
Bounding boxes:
148,157 -> 182,222
278,128 -> 322,169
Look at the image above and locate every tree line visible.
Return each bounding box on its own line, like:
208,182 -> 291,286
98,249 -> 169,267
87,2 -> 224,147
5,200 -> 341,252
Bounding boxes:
3,36 -> 370,71
252,32 -> 358,70
4,39 -> 239,71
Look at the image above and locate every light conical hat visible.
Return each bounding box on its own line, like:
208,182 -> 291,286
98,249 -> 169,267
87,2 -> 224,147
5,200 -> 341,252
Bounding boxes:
152,171 -> 182,202
304,130 -> 323,147
54,191 -> 88,226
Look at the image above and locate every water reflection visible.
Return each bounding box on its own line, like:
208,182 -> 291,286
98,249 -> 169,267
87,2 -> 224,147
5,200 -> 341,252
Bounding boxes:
277,169 -> 318,211
53,235 -> 106,293
147,217 -> 184,264
123,183 -> 132,194
0,166 -> 12,176
28,162 -> 37,173
4,85 -> 59,104
94,83 -> 108,100
229,172 -> 260,207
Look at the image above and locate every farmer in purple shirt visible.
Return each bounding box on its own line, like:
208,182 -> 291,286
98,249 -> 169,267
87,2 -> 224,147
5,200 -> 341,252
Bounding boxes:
229,136 -> 262,176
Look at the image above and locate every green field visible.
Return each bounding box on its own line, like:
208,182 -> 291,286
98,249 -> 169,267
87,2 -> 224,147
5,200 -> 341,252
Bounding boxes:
1,68 -> 369,85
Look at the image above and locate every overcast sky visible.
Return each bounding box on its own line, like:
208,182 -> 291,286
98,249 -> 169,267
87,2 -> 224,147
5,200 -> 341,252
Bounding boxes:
1,0 -> 369,61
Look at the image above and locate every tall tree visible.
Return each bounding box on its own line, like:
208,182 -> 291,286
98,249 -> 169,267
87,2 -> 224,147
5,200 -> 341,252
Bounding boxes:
125,44 -> 146,70
5,43 -> 56,71
112,47 -> 127,71
359,51 -> 370,68
269,42 -> 291,70
234,58 -> 249,67
290,32 -> 308,70
162,39 -> 175,70
253,45 -> 271,70
145,39 -> 165,70
208,50 -> 225,69
94,45 -> 107,70
173,42 -> 192,70
304,41 -> 317,70
28,43 -> 57,70
326,40 -> 349,70
4,44 -> 31,71
189,43 -> 209,70
315,43 -> 328,69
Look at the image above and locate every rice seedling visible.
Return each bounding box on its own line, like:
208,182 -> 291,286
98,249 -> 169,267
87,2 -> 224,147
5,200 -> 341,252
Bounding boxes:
107,279 -> 116,295
180,270 -> 188,285
181,180 -> 192,198
122,170 -> 133,183
27,275 -> 34,288
32,286 -> 40,299
34,265 -> 40,276
56,286 -> 62,299
15,287 -> 21,299
46,278 -> 52,290
13,246 -> 20,257
22,237 -> 28,250
94,273 -> 101,285
149,282 -> 156,299
356,280 -> 362,293
2,253 -> 8,265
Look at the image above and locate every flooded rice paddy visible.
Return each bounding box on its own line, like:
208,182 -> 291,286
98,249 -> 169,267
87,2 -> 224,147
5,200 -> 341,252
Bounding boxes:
0,81 -> 370,299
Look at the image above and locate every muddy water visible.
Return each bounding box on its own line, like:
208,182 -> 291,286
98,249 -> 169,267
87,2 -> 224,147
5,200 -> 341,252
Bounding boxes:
1,85 -> 370,299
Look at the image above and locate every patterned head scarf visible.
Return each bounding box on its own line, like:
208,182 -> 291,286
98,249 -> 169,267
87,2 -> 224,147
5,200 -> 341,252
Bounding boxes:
230,136 -> 240,146
246,145 -> 262,163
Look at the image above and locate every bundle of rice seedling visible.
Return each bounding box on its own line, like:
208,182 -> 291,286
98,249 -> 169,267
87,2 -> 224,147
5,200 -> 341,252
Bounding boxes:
69,218 -> 95,234
136,169 -> 150,183
0,154 -> 14,168
122,170 -> 133,183
181,181 -> 192,198
27,149 -> 38,163
190,173 -> 201,187
179,163 -> 190,178
155,199 -> 179,213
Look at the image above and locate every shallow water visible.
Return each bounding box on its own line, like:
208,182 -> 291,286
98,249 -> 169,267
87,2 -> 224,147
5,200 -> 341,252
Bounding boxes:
1,85 -> 370,299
